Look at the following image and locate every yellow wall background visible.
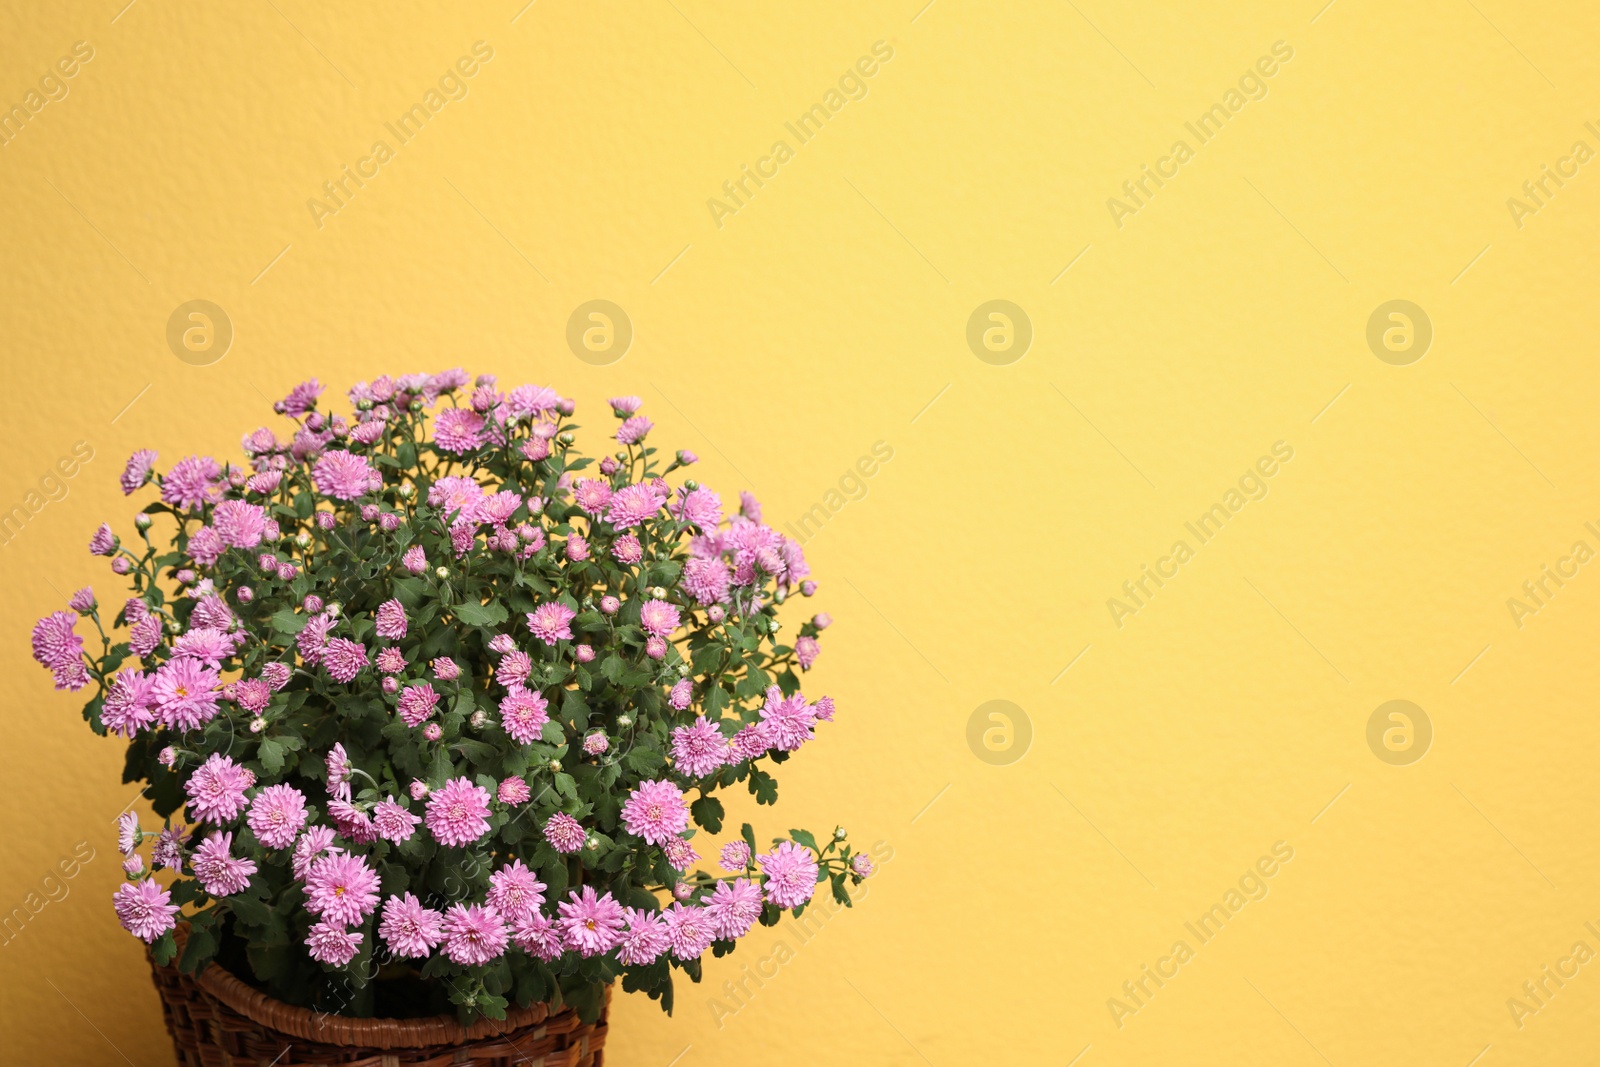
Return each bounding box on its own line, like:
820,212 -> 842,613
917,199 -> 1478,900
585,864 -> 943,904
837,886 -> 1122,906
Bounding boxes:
3,1 -> 1598,1064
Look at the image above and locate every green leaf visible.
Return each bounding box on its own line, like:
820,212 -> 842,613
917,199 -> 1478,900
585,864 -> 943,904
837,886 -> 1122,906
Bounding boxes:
269,609 -> 308,636
740,822 -> 757,856
178,925 -> 218,974
705,685 -> 729,716
150,930 -> 178,966
748,769 -> 778,805
691,796 -> 725,833
454,600 -> 509,628
788,828 -> 818,853
257,737 -> 285,775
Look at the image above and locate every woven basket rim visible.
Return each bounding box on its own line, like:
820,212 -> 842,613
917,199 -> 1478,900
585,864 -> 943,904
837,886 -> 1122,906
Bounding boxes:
171,924 -> 562,1050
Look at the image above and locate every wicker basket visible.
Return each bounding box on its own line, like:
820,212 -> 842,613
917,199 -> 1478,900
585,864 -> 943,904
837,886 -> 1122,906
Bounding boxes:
147,931 -> 609,1066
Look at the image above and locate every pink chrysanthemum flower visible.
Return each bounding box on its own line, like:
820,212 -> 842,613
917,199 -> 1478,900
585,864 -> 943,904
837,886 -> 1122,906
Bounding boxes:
375,646 -> 406,675
615,415 -> 653,445
186,525 -> 225,567
544,812 -> 586,854
621,780 -> 690,846
498,777 -> 530,804
572,479 -> 613,515
670,718 -> 727,779
397,683 -> 440,727
328,799 -> 377,844
191,594 -> 234,630
664,837 -> 699,871
374,599 -> 407,640
185,753 -> 255,825
372,798 -> 422,843
495,650 -> 532,688
247,784 -> 307,849
261,662 -> 291,690
582,732 -> 609,756
276,378 -> 323,416
661,902 -> 715,960
759,686 -> 816,752
564,532 -> 589,561
498,686 -> 549,745
162,456 -> 222,510
305,921 -> 362,966
120,449 -> 158,495
191,831 -> 258,896
731,721 -> 770,762
668,678 -> 693,711
379,893 -> 445,959
403,545 -> 427,574
645,636 -> 667,660
611,534 -> 643,564
32,610 -> 84,672
172,627 -> 238,669
638,598 -> 680,638
719,840 -> 752,871
102,669 -> 157,737
616,907 -> 670,966
851,854 -> 875,877
296,613 -> 335,666
672,486 -> 723,529
311,450 -> 375,500
89,522 -> 117,555
813,695 -> 835,722
739,490 -> 762,521
441,903 -> 509,965
758,841 -> 819,909
325,742 -> 353,798
487,860 -> 547,923
511,912 -> 564,961
557,887 -> 626,957
117,812 -> 139,855
304,852 -> 381,927
322,638 -> 369,683
113,880 -> 178,943
425,778 -> 491,847
213,500 -> 266,549
128,613 -> 163,658
152,828 -> 187,871
607,395 -> 642,414
432,408 -> 486,454
704,879 -> 763,940
431,656 -> 459,680
604,483 -> 668,528
68,586 -> 96,613
525,603 -> 576,644
291,826 -> 336,879
795,635 -> 820,670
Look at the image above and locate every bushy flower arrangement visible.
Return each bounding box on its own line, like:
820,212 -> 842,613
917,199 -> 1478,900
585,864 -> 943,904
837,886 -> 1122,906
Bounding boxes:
32,371 -> 871,1023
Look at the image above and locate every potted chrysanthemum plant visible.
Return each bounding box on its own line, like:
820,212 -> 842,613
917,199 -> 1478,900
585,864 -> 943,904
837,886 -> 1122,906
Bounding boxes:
31,372 -> 873,1062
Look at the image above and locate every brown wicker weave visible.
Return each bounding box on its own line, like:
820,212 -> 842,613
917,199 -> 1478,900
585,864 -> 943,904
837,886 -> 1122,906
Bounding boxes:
147,930 -> 608,1066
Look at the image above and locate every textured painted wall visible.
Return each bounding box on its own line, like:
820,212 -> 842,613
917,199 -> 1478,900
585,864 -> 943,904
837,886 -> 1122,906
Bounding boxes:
2,2 -> 1598,1064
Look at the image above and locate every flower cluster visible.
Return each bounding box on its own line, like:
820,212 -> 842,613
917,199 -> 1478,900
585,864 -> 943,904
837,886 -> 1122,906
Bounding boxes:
38,374 -> 866,1023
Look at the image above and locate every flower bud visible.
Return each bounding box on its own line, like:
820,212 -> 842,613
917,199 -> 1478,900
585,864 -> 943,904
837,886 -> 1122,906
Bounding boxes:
175,568 -> 195,584
397,483 -> 415,499
410,398 -> 424,412
800,581 -> 817,597
250,717 -> 267,734
834,826 -> 847,840
123,855 -> 144,877
677,450 -> 698,465
237,586 -> 254,604
707,605 -> 725,624
616,714 -> 632,728
423,723 -> 442,741
649,586 -> 667,599
134,513 -> 152,530
558,431 -> 575,446
673,882 -> 693,901
356,397 -> 374,411
435,567 -> 449,579
295,531 -> 312,548
410,781 -> 430,800
325,601 -> 342,618
158,746 -> 177,767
